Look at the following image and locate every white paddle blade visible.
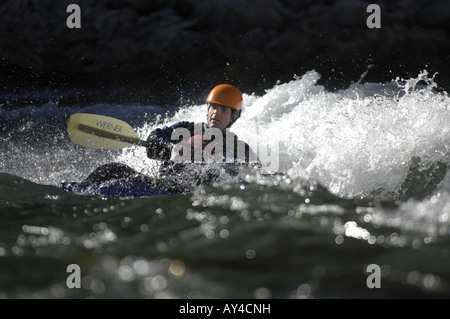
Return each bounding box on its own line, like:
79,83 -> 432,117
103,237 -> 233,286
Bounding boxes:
67,113 -> 141,150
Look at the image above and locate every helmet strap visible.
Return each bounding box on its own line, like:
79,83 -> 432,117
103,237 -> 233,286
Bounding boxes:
227,109 -> 241,128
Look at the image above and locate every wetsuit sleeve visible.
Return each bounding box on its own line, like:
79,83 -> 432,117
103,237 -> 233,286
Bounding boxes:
246,144 -> 262,168
228,136 -> 261,167
146,121 -> 195,160
146,127 -> 173,160
220,140 -> 260,177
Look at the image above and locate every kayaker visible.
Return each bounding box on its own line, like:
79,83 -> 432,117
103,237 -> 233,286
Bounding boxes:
146,84 -> 261,193
63,84 -> 260,195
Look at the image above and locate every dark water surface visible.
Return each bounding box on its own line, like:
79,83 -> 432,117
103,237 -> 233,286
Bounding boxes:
0,71 -> 449,298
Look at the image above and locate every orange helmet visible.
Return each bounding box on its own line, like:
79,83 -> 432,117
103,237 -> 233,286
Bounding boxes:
206,84 -> 243,127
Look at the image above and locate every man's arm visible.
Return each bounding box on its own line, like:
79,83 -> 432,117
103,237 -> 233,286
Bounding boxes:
146,127 -> 173,160
232,136 -> 261,166
146,121 -> 195,160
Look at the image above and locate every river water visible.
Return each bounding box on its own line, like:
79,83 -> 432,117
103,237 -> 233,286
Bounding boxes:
0,70 -> 449,298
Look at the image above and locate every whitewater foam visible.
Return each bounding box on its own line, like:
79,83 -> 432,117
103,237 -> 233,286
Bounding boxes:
115,70 -> 450,200
0,70 -> 448,200
231,70 -> 449,198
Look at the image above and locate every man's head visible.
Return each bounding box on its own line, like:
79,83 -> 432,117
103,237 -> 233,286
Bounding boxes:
206,84 -> 243,130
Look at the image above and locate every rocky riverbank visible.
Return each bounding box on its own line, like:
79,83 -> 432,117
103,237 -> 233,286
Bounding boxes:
1,0 -> 449,106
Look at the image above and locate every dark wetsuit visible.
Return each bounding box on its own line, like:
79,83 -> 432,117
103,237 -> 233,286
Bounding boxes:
146,121 -> 260,192
70,122 -> 259,195
147,121 -> 258,168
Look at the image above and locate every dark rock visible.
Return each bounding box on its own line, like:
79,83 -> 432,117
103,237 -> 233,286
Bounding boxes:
420,0 -> 450,30
0,0 -> 449,106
